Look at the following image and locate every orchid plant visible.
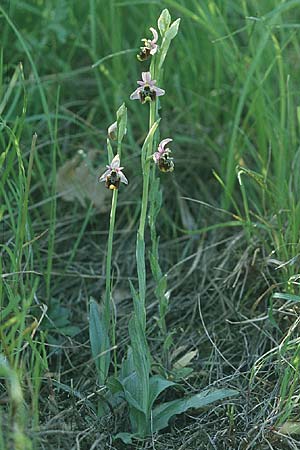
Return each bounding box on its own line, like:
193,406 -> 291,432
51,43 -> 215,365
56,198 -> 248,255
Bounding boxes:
89,9 -> 238,444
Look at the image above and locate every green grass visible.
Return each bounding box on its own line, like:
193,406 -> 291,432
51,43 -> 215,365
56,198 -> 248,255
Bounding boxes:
1,0 -> 300,448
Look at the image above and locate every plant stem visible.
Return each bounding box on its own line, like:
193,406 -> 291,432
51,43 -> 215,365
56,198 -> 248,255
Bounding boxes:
104,189 -> 118,326
138,101 -> 156,241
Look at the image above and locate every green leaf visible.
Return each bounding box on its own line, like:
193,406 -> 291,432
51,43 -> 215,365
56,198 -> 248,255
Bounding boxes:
141,118 -> 160,165
129,280 -> 145,330
136,233 -> 146,307
268,298 -> 282,333
158,9 -> 171,37
149,375 -> 176,410
116,102 -> 127,144
171,367 -> 194,381
158,18 -> 181,71
89,298 -> 110,385
42,299 -> 80,337
119,348 -> 147,433
106,138 -> 114,162
128,317 -> 150,412
278,421 -> 300,436
273,292 -> 300,302
57,325 -> 80,337
106,376 -> 123,394
149,176 -> 162,229
166,18 -> 181,40
115,432 -> 135,444
152,388 -> 239,432
0,205 -> 6,221
121,372 -> 146,413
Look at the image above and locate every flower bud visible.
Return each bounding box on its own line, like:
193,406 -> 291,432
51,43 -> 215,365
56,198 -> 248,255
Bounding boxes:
107,121 -> 118,140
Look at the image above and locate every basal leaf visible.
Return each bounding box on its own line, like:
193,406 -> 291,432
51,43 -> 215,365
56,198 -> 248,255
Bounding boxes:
115,432 -> 135,444
106,376 -> 123,394
149,375 -> 176,410
152,388 -> 238,432
119,348 -> 147,433
89,298 -> 110,385
128,317 -> 150,412
273,292 -> 300,302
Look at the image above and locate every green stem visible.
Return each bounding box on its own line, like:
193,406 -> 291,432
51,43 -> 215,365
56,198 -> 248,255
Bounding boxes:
136,101 -> 156,308
138,101 -> 156,240
105,188 -> 118,377
104,189 -> 118,325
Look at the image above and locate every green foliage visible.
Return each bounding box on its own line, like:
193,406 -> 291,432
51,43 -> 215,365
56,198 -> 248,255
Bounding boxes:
89,299 -> 110,386
2,0 -> 300,447
158,18 -> 181,71
152,388 -> 239,432
42,298 -> 80,339
116,102 -> 127,147
158,9 -> 172,37
0,355 -> 33,450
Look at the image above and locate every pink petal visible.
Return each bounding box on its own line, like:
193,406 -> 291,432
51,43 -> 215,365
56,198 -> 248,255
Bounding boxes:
142,72 -> 152,83
150,27 -> 158,43
130,87 -> 142,100
110,154 -> 120,169
153,152 -> 160,163
119,171 -> 128,185
153,86 -> 165,97
99,168 -> 111,182
159,138 -> 173,151
150,44 -> 158,55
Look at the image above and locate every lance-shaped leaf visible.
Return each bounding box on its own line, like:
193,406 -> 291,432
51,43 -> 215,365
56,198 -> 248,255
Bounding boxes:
89,298 -> 110,386
116,103 -> 127,144
158,18 -> 181,71
128,317 -> 151,412
149,375 -> 176,411
152,388 -> 239,432
158,9 -> 171,37
136,233 -> 146,308
119,347 -> 148,433
141,118 -> 161,166
106,138 -> 114,162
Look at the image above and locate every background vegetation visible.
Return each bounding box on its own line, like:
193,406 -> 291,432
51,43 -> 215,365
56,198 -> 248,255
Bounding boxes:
1,0 -> 300,448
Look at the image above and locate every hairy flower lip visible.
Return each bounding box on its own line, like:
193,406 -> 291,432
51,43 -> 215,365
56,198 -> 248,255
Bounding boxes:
130,72 -> 165,103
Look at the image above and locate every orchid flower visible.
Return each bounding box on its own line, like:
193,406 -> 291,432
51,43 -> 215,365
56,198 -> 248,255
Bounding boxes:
153,138 -> 174,172
99,154 -> 128,190
137,27 -> 159,61
130,72 -> 165,104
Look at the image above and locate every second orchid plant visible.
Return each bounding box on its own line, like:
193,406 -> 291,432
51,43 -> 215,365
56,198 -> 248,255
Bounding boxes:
89,9 -> 238,444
